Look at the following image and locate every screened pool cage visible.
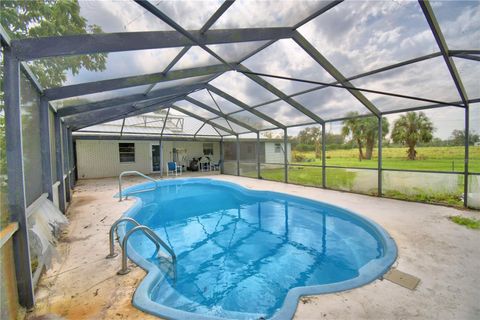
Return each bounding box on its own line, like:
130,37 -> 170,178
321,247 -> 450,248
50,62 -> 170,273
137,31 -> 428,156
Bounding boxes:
0,0 -> 479,309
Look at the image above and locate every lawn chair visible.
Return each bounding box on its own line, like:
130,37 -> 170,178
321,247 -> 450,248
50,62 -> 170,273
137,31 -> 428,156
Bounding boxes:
167,162 -> 182,176
210,159 -> 222,171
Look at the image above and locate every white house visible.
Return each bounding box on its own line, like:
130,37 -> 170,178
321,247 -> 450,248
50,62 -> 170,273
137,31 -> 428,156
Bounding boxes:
73,113 -> 291,179
75,138 -> 291,179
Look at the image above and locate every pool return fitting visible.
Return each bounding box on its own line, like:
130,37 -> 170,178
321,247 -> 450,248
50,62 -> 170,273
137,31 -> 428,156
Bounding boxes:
107,217 -> 177,281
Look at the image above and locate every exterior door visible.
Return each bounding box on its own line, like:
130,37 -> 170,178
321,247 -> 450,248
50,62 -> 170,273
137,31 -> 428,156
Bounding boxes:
152,145 -> 160,172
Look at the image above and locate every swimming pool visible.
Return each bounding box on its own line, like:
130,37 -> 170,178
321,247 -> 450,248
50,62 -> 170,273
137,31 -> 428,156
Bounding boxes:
117,178 -> 397,320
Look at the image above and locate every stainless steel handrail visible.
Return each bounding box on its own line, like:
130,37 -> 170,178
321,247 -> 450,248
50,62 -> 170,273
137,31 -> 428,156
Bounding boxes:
117,225 -> 177,282
119,170 -> 158,201
106,217 -> 140,259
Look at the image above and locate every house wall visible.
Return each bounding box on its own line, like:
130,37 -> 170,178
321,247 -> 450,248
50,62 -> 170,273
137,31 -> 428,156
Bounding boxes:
76,140 -> 151,179
76,139 -> 220,179
264,142 -> 291,163
162,141 -> 220,171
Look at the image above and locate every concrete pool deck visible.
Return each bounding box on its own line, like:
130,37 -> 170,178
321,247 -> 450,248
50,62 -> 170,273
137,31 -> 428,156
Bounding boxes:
28,174 -> 480,320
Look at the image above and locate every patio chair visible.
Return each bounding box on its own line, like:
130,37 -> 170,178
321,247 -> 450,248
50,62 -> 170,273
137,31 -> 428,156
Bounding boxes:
167,162 -> 182,176
210,160 -> 222,171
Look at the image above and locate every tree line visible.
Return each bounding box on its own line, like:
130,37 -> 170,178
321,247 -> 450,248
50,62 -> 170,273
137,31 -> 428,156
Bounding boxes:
291,111 -> 479,161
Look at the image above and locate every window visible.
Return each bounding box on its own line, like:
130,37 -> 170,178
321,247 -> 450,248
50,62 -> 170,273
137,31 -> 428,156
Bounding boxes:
274,143 -> 282,153
203,143 -> 214,155
119,143 -> 135,163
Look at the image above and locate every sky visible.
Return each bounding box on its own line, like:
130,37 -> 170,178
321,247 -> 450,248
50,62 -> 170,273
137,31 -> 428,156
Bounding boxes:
29,0 -> 479,139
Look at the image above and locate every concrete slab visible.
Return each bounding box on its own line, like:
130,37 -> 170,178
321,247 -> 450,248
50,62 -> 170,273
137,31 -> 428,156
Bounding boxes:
28,175 -> 480,320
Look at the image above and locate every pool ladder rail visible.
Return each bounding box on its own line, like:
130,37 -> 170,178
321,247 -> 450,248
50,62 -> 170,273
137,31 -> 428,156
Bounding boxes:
107,217 -> 177,282
118,170 -> 159,201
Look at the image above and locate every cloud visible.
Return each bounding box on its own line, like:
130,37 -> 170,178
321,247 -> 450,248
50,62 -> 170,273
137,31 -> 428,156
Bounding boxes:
297,1 -> 439,76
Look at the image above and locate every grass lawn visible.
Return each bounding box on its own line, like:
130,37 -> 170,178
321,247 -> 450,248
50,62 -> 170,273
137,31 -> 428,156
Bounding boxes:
236,146 -> 480,208
293,146 -> 480,172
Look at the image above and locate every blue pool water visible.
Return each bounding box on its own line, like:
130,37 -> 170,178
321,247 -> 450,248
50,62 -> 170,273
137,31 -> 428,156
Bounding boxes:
118,179 -> 396,320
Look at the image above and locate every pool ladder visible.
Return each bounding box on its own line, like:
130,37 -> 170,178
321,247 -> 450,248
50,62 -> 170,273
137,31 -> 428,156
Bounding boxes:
107,217 -> 177,281
118,171 -> 159,201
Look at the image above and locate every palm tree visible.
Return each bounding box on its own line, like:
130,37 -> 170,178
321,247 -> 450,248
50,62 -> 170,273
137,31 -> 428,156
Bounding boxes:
342,113 -> 365,160
363,116 -> 389,160
342,112 -> 389,160
391,112 -> 434,160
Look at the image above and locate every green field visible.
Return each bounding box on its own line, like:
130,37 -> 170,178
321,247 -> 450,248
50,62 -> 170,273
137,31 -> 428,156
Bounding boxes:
238,146 -> 480,208
295,146 -> 480,172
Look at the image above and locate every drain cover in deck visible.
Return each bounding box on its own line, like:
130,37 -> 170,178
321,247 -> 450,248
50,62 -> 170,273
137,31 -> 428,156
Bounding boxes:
383,269 -> 420,290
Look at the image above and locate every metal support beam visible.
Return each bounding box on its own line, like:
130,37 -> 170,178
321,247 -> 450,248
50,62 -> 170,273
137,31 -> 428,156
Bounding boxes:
256,132 -> 261,179
39,97 -> 53,200
158,0 -> 235,76
449,53 -> 480,62
45,64 -> 227,100
237,65 -> 325,124
292,31 -> 380,116
322,124 -> 326,188
72,103 -> 173,131
241,69 -> 465,108
68,94 -> 187,129
54,114 -> 66,212
284,128 -> 288,183
378,116 -> 383,197
134,0 -> 235,69
206,85 -> 285,129
68,129 -> 75,189
464,107 -> 469,208
292,0 -> 344,29
62,124 -> 71,203
3,47 -> 35,309
12,27 -> 294,60
160,140 -> 164,176
419,0 -> 469,107
170,104 -> 236,135
185,96 -> 258,132
220,137 -> 225,174
236,135 -> 240,176
58,82 -> 205,117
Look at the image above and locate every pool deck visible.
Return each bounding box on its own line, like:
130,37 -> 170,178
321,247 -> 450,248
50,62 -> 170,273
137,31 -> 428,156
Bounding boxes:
28,174 -> 480,320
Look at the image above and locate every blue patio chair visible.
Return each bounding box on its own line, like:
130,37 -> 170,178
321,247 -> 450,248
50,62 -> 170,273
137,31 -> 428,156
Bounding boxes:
210,159 -> 222,171
167,162 -> 182,176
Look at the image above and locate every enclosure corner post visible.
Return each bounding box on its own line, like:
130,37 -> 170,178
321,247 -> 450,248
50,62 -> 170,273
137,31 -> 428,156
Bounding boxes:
378,115 -> 383,197
4,47 -> 35,309
284,128 -> 288,183
464,106 -> 469,208
322,124 -> 326,188
256,132 -> 261,179
236,135 -> 240,176
40,96 -> 53,200
54,114 -> 66,213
